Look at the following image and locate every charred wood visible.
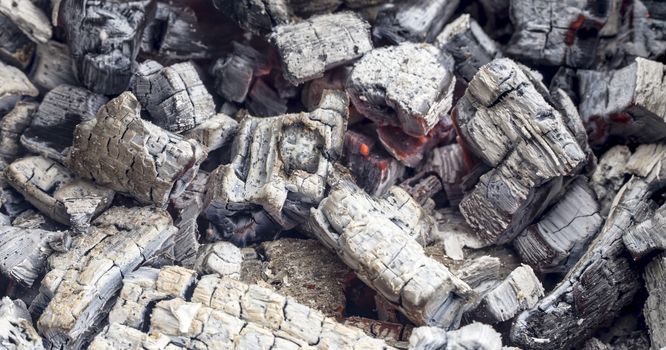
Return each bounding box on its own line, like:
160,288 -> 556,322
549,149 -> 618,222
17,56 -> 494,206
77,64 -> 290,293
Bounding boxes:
373,0 -> 460,44
29,41 -> 77,92
0,297 -> 44,349
0,14 -> 35,69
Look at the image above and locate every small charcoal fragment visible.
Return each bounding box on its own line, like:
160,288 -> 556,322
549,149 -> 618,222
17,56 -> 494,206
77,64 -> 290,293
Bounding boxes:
373,0 -> 460,43
183,113 -> 239,153
193,242 -> 242,278
210,41 -> 269,103
168,171 -> 208,267
0,14 -> 35,69
643,253 -> 666,350
29,41 -> 77,92
0,297 -> 44,349
344,130 -> 404,197
212,0 -> 291,34
0,0 -> 52,44
408,322 -> 503,350
0,61 -> 38,113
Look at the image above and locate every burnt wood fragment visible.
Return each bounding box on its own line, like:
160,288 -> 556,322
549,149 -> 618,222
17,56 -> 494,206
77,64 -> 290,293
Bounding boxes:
590,145 -> 631,216
182,113 -> 238,153
0,14 -> 35,69
168,171 -> 208,267
210,41 -> 269,104
193,242 -> 242,278
29,41 -> 77,92
373,0 -> 460,43
245,78 -> 288,117
0,61 -> 38,113
211,0 -> 291,34
0,0 -> 52,43
643,253 -> 666,350
0,102 -> 37,165
89,323 -> 173,350
344,130 -> 404,197
408,322 -> 503,350
624,204 -> 666,260
0,297 -> 44,349
421,143 -> 468,206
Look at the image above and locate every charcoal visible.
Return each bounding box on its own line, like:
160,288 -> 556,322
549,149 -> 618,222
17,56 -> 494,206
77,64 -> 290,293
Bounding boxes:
643,253 -> 666,350
0,0 -> 52,44
131,60 -> 216,133
435,14 -> 501,83
193,242 -> 242,278
309,172 -> 475,328
0,297 -> 44,349
422,143 -> 468,205
590,145 -> 632,216
347,43 -> 455,138
408,322 -> 503,350
400,174 -> 442,209
182,113 -> 238,153
20,85 -> 108,163
431,208 -> 489,261
344,130 -> 404,197
29,41 -> 77,92
287,0 -> 341,16
245,78 -> 288,117
453,256 -> 502,294
0,102 -> 37,165
510,144 -> 666,349
0,61 -> 38,113
506,0 -> 608,68
211,0 -> 291,34
210,42 -> 268,103
168,171 -> 208,267
456,58 -> 587,244
35,206 -> 176,350
89,323 -> 173,350
204,90 -> 347,242
0,14 -> 35,69
140,3 -> 208,61
344,317 -> 412,347
373,0 -> 460,43
624,203 -> 666,260
66,92 -> 207,207
271,12 -> 372,85
301,67 -> 349,111
513,177 -> 603,273
58,0 -> 155,95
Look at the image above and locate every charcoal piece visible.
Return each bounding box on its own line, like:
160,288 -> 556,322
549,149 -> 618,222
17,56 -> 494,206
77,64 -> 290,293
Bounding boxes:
59,0 -> 155,95
301,67 -> 349,111
108,266 -> 196,330
624,204 -> 666,260
5,156 -> 115,233
343,317 -> 412,347
344,130 -> 404,197
643,253 -> 666,350
510,144 -> 666,349
168,171 -> 208,267
210,41 -> 269,103
0,226 -> 69,287
0,61 -> 38,113
246,78 -> 288,117
0,297 -> 44,349
373,0 -> 460,43
0,0 -> 52,43
204,90 -> 347,241
20,85 -> 108,163
131,60 -> 216,132
309,173 -> 475,328
399,174 -> 442,209
67,92 -> 208,207
408,323 -> 503,350
347,43 -> 455,137
288,0 -> 341,16
0,14 -> 35,69
513,178 -> 603,273
29,41 -> 77,92
271,12 -> 372,85
506,0 -> 607,68
577,57 -> 666,147
454,256 -> 502,294
431,208 -> 489,261
11,209 -> 62,231
193,242 -> 242,278
590,145 -> 631,216
212,0 -> 291,34
473,265 -> 544,324
140,3 -> 208,61
456,58 -> 586,244
36,206 -> 176,350
422,143 -> 468,205
435,14 -> 501,83
89,323 -> 174,350
0,102 -> 37,164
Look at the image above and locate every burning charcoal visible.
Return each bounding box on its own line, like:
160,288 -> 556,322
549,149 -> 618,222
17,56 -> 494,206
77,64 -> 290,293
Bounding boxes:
309,173 -> 475,328
29,41 -> 77,92
168,171 -> 208,267
0,0 -> 52,43
344,317 -> 412,347
513,177 -> 603,273
246,78 -> 288,117
140,3 -> 208,61
0,226 -> 69,287
506,0 -> 608,68
271,12 -> 372,85
0,297 -> 44,349
212,0 -> 291,34
510,144 -> 666,349
472,265 -> 544,324
210,42 -> 268,103
0,61 -> 38,113
89,323 -> 172,350
131,60 -> 216,132
347,43 -> 455,137
643,253 -> 666,350
0,102 -> 37,165
36,206 -> 176,350
400,174 -> 442,209
435,14 -> 501,83
183,113 -> 239,153
344,130 -> 404,197
20,85 -> 108,163
58,0 -> 155,95
204,90 -> 347,243
5,156 -> 114,233
577,57 -> 666,147
456,58 -> 587,244
67,92 -> 207,208
0,15 -> 35,69
590,145 -> 631,216
373,0 -> 460,43
193,242 -> 242,278
408,322 -> 503,350
108,266 -> 196,330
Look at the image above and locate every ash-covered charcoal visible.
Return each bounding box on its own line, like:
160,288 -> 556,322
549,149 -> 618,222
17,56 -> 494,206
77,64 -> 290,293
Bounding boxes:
435,14 -> 501,83
131,60 -> 216,133
0,0 -> 52,44
506,0 -> 608,68
347,43 -> 455,138
210,41 -> 269,104
193,242 -> 242,278
590,145 -> 632,216
20,85 -> 108,163
140,2 -> 208,62
510,144 -> 666,349
0,15 -> 35,69
212,0 -> 291,34
344,130 -> 404,197
245,78 -> 288,117
271,12 -> 373,85
456,58 -> 587,245
168,171 -> 208,267
89,323 -> 174,350
58,0 -> 155,95
301,67 -> 349,111
643,253 -> 666,350
67,92 -> 207,208
0,297 -> 44,349
29,41 -> 77,92
577,57 -> 666,147
375,120 -> 456,168
453,256 -> 502,294
35,206 -> 176,350
624,203 -> 666,260
108,266 -> 196,330
0,61 -> 38,113
430,208 -> 490,261
400,174 -> 442,209
421,143 -> 468,206
0,102 -> 37,166
513,177 -> 603,273
5,156 -> 114,233
0,226 -> 69,287
408,322 -> 503,350
309,173 -> 475,328
373,0 -> 460,44
183,113 -> 239,153
204,90 -> 347,243
344,317 -> 413,347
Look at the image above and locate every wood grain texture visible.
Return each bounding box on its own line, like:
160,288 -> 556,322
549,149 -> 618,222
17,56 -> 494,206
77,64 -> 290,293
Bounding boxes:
373,0 -> 460,43
643,253 -> 666,350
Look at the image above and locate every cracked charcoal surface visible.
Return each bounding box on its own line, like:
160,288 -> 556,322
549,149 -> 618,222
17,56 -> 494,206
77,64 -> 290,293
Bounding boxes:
0,297 -> 44,349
